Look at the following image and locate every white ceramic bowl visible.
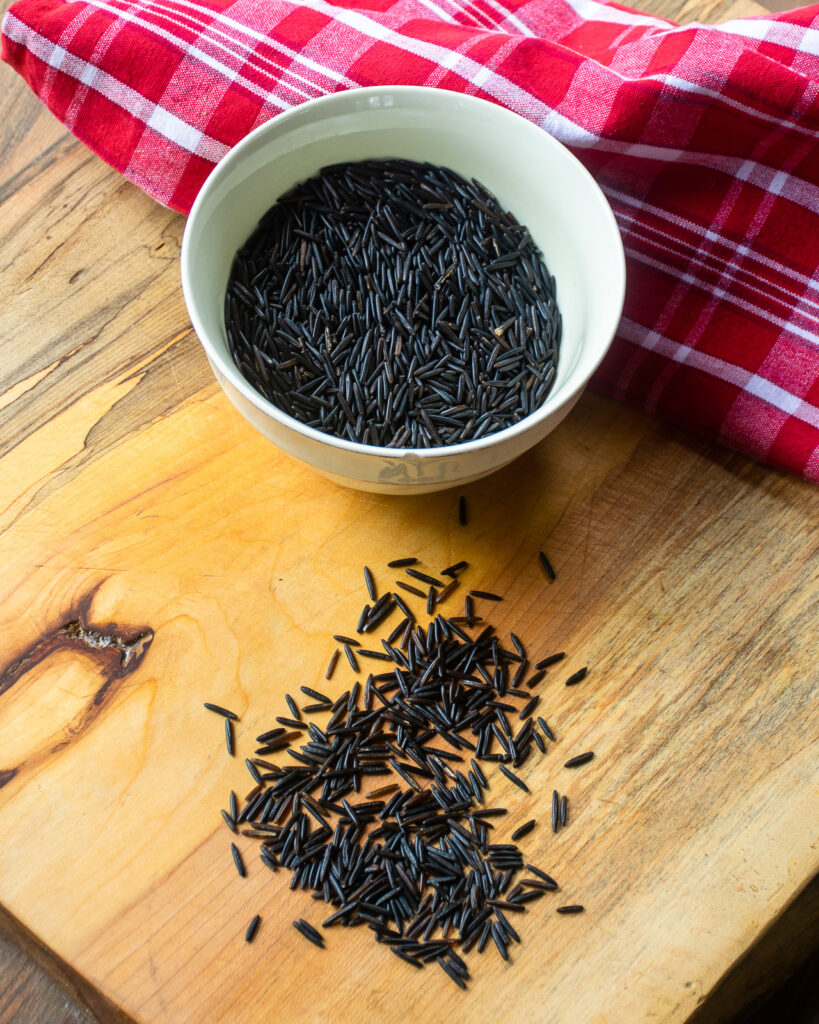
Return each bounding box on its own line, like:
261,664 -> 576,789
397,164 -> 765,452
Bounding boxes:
181,86 -> 625,494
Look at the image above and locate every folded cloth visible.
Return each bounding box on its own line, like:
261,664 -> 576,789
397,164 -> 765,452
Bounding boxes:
3,0 -> 819,480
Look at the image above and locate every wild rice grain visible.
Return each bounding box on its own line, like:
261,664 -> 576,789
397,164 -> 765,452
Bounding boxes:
300,686 -> 331,704
512,889 -> 547,905
231,842 -> 246,878
392,593 -> 414,621
343,644 -> 359,673
535,653 -> 566,670
498,763 -> 529,792
246,759 -> 263,785
204,702 -> 239,721
565,667 -> 588,687
293,918 -> 325,947
325,648 -> 340,680
511,819 -> 535,841
245,914 -> 261,942
525,865 -> 558,887
510,633 -> 525,658
366,784 -> 399,799
564,752 -> 594,768
364,566 -> 377,601
538,551 -> 556,581
519,695 -> 539,720
538,717 -> 556,742
406,568 -> 443,587
275,717 -> 305,730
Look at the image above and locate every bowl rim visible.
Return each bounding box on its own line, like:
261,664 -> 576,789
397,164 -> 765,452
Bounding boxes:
181,84 -> 626,461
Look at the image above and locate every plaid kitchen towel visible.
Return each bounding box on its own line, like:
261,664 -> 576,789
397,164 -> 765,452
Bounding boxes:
3,0 -> 819,480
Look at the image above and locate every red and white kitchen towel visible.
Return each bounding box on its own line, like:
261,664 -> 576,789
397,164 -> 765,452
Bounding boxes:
3,0 -> 819,480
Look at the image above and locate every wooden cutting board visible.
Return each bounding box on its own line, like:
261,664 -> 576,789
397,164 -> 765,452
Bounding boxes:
1,0 -> 817,1020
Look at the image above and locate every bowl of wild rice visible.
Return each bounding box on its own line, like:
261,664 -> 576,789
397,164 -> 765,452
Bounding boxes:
182,86 -> 625,494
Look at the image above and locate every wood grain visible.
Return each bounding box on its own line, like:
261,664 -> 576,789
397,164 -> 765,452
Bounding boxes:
689,875 -> 819,1024
0,905 -> 127,1024
0,0 -> 816,1021
0,931 -> 95,1024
